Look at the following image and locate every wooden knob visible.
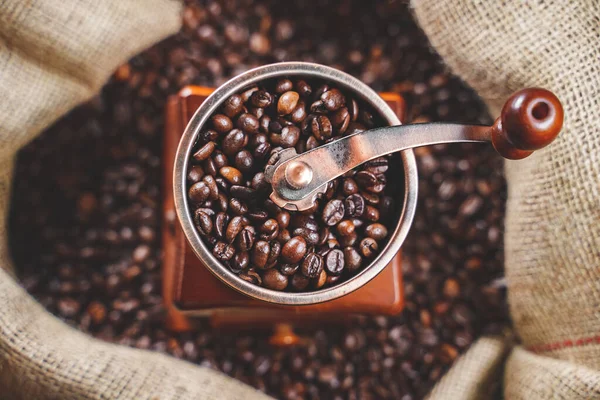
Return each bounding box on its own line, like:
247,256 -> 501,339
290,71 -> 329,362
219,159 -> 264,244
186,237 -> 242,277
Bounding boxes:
491,88 -> 563,160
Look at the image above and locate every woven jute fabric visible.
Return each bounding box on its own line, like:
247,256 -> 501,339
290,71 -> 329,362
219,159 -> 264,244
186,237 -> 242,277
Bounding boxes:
413,0 -> 600,398
0,1 -> 270,399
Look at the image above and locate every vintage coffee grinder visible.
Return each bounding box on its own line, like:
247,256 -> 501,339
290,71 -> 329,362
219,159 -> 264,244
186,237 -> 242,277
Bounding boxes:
162,62 -> 563,343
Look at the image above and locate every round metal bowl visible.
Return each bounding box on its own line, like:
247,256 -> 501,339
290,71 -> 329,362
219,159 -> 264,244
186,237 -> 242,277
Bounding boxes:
173,62 -> 418,305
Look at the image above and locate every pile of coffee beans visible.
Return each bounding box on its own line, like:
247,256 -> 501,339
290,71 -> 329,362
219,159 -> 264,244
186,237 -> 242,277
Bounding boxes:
187,77 -> 401,291
10,1 -> 508,398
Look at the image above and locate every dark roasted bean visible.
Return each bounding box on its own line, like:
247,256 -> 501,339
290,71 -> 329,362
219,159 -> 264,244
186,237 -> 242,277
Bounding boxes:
222,129 -> 246,155
311,115 -> 332,140
365,223 -> 388,240
188,182 -> 210,203
219,166 -> 243,185
252,240 -> 270,269
262,269 -> 288,290
344,247 -> 363,273
202,175 -> 219,200
222,94 -> 243,118
296,80 -> 312,97
212,150 -> 228,169
214,212 -> 229,239
260,219 -> 279,241
234,150 -> 254,172
337,220 -> 355,236
290,272 -> 310,291
236,113 -> 260,134
322,199 -> 345,226
187,165 -> 205,183
313,269 -> 327,289
238,268 -> 261,285
324,249 -> 345,275
193,141 -> 216,161
236,225 -> 256,252
364,205 -> 380,222
213,241 -> 235,261
266,241 -> 281,268
230,185 -> 255,201
277,91 -> 300,115
301,253 -> 324,278
321,88 -> 345,111
342,178 -> 358,196
250,90 -> 273,108
211,114 -> 233,133
281,236 -> 307,264
276,211 -> 290,229
292,227 -> 320,246
359,237 -> 378,258
231,251 -> 250,273
193,210 -> 213,236
229,198 -> 248,215
275,79 -> 293,94
225,216 -> 245,243
280,263 -> 299,276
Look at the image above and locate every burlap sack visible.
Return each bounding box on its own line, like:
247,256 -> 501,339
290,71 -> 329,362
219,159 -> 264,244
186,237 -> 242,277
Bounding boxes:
413,0 -> 600,398
0,1 -> 270,399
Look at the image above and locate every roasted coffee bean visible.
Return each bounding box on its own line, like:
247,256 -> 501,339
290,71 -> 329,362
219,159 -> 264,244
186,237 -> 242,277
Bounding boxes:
296,80 -> 312,97
331,107 -> 350,134
324,249 -> 345,275
193,141 -> 215,161
211,114 -> 233,133
359,237 -> 378,258
311,115 -> 332,140
337,220 -> 355,236
365,223 -> 388,240
225,216 -> 245,243
280,263 -> 299,276
342,178 -> 359,196
290,101 -> 307,123
292,227 -> 320,246
188,182 -> 210,203
253,142 -> 271,160
259,115 -> 271,133
219,166 -> 243,185
281,236 -> 307,264
262,269 -> 288,291
364,205 -> 380,222
236,226 -> 256,252
259,219 -> 279,241
322,199 -> 345,226
193,210 -> 213,236
275,78 -> 293,94
350,98 -> 359,121
339,231 -> 358,247
200,129 -> 219,143
234,150 -> 253,172
230,185 -> 255,201
213,242 -> 235,261
359,109 -> 375,127
344,247 -> 363,272
252,240 -> 270,269
222,129 -> 246,155
276,211 -> 290,229
290,272 -> 310,291
236,113 -> 260,134
277,91 -> 300,115
250,90 -> 273,108
187,165 -> 205,183
313,269 -> 327,289
231,251 -> 250,273
321,88 -> 345,111
214,212 -> 229,239
362,191 -> 380,205
277,229 -> 291,243
266,241 -> 281,267
246,210 -> 268,223
364,157 -> 389,174
355,170 -> 378,188
277,126 -> 301,148
229,198 -> 248,215
222,94 -> 243,118
238,268 -> 261,286
203,157 -> 217,176
240,87 -> 259,103
212,151 -> 229,169
306,135 -> 319,150
202,175 -> 219,200
301,253 -> 324,278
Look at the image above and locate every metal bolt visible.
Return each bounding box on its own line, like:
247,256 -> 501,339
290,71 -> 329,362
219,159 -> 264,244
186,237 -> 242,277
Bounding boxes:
285,160 -> 313,189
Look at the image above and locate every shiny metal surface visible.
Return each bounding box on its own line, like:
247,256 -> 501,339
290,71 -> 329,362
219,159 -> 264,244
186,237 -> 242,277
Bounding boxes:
266,123 -> 491,210
173,62 -> 418,305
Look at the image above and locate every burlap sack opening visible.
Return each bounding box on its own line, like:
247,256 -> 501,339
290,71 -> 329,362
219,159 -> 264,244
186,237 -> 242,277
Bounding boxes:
0,1 -> 270,398
413,0 -> 600,398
